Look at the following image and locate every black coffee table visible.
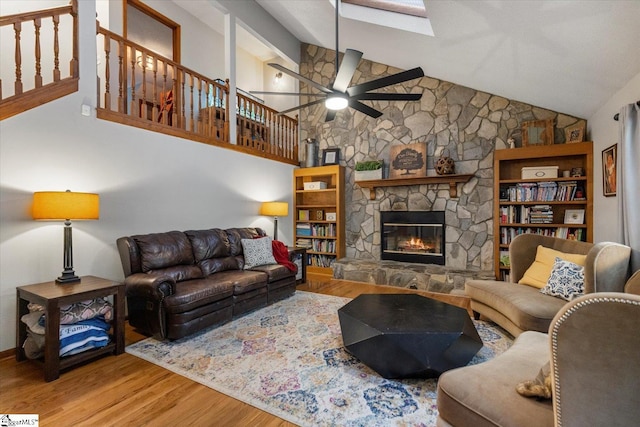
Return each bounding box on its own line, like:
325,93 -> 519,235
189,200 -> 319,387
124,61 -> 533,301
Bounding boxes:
338,294 -> 482,379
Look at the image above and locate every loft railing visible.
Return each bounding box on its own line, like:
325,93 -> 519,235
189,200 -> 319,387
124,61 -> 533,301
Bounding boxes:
96,26 -> 299,165
0,0 -> 79,120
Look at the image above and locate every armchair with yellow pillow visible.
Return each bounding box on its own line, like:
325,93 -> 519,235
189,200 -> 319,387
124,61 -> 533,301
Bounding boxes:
465,234 -> 631,337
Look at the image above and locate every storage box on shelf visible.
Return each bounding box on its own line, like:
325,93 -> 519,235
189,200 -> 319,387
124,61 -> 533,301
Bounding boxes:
494,142 -> 593,280
293,165 -> 345,276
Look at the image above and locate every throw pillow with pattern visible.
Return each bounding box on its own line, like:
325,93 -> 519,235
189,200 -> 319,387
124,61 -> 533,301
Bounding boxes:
540,257 -> 585,301
241,236 -> 277,269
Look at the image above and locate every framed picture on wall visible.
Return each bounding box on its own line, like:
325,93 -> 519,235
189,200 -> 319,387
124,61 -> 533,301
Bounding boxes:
602,144 -> 617,197
322,148 -> 340,165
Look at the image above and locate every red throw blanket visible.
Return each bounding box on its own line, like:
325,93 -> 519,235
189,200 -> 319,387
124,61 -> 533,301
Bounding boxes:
272,239 -> 298,273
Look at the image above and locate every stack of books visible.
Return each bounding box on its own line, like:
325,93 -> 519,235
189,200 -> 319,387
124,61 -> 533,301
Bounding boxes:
296,223 -> 311,236
529,205 -> 554,224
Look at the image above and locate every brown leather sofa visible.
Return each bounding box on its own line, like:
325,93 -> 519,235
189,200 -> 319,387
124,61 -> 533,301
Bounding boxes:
117,227 -> 296,340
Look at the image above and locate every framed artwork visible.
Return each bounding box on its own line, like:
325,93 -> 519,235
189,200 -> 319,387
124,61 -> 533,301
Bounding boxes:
602,144 -> 617,197
564,209 -> 585,224
389,142 -> 427,178
322,148 -> 340,165
522,119 -> 554,147
565,122 -> 585,143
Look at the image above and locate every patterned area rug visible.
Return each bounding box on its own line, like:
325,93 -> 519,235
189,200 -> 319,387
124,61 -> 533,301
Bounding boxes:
126,291 -> 512,426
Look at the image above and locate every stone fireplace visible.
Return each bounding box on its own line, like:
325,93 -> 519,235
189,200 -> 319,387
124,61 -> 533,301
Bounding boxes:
297,43 -> 585,293
381,211 -> 445,265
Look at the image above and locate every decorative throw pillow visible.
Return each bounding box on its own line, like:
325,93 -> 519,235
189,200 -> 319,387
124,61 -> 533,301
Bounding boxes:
540,257 -> 585,301
519,245 -> 587,288
516,361 -> 552,400
241,236 -> 277,269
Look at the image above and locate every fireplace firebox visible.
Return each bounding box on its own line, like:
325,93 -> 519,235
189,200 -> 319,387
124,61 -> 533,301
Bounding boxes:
381,211 -> 445,265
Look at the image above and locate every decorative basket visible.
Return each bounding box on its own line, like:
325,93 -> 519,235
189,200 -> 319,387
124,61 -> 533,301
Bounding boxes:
435,149 -> 455,175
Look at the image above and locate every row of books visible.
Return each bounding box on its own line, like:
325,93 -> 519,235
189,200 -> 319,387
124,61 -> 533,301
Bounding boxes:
499,227 -> 587,245
307,254 -> 335,268
501,181 -> 585,202
311,240 -> 336,254
499,205 -> 554,224
295,223 -> 336,237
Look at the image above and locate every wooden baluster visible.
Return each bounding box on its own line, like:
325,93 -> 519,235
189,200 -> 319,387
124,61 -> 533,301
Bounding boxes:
188,73 -> 194,132
294,114 -> 299,163
53,15 -> 60,81
224,80 -> 230,142
118,40 -> 125,113
70,0 -> 78,77
103,33 -> 111,110
180,69 -> 186,129
198,78 -> 204,135
171,65 -> 178,127
151,56 -> 158,122
204,81 -> 211,137
13,22 -> 23,96
160,61 -> 168,125
130,47 -> 136,119
34,18 -> 42,88
141,52 -> 147,120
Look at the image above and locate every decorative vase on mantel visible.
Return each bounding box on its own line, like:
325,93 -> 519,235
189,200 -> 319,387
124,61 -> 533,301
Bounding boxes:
354,160 -> 384,181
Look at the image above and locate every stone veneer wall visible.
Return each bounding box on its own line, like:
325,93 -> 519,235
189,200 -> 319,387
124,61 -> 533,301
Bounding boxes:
298,43 -> 585,272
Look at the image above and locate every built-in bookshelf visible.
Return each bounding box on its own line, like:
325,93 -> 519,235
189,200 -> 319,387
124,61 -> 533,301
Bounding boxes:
494,142 -> 593,280
293,165 -> 345,276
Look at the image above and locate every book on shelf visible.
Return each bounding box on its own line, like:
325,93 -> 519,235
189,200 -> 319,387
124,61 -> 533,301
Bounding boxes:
296,222 -> 312,236
502,181 -> 586,202
298,210 -> 310,220
296,238 -> 313,249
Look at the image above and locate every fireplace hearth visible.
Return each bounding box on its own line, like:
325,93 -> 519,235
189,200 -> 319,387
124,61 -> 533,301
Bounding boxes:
381,211 -> 445,265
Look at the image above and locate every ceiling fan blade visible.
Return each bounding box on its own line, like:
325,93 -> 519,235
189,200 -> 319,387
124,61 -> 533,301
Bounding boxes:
268,63 -> 333,95
325,110 -> 337,122
250,91 -> 326,97
347,67 -> 424,97
277,98 -> 326,115
332,49 -> 363,93
353,93 -> 423,101
349,100 -> 383,118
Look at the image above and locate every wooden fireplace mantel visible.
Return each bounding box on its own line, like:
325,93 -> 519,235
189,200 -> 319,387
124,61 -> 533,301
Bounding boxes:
355,174 -> 474,200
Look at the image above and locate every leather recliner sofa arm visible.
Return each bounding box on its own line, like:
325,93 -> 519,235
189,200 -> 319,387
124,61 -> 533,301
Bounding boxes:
124,273 -> 175,340
124,273 -> 175,300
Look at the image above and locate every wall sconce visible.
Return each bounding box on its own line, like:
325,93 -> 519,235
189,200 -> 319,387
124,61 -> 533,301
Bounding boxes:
32,190 -> 100,284
273,71 -> 283,85
260,201 -> 288,241
136,54 -> 155,71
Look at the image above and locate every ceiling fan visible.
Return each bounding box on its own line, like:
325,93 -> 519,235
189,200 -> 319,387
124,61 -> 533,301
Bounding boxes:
251,0 -> 425,122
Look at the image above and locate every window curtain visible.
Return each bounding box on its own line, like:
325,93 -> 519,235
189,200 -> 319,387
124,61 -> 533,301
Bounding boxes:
618,102 -> 640,273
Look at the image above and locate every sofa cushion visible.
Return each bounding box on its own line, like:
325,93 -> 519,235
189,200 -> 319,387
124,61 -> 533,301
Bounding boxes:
540,258 -> 585,301
148,265 -> 204,283
207,270 -> 267,295
133,231 -> 195,272
466,280 -> 566,333
226,227 -> 263,256
163,277 -> 234,314
519,246 -> 587,288
437,331 -> 553,427
185,228 -> 240,275
185,228 -> 230,262
250,263 -> 294,283
241,237 -> 277,269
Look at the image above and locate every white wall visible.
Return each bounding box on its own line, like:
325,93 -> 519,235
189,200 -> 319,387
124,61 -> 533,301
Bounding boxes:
0,0 -> 296,352
588,72 -> 640,243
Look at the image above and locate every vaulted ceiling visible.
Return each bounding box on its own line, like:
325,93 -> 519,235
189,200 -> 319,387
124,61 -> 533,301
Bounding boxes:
182,0 -> 640,120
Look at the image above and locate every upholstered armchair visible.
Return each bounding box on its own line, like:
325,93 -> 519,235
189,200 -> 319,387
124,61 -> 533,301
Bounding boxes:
465,234 -> 631,336
437,288 -> 640,427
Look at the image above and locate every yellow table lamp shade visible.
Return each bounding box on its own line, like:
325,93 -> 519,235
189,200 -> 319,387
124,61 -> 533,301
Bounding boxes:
260,202 -> 288,217
33,191 -> 99,220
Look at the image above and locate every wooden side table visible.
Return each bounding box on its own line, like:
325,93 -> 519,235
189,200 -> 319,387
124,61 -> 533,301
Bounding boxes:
16,275 -> 125,382
288,247 -> 307,284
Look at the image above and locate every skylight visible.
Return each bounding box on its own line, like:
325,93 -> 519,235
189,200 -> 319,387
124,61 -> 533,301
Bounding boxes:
343,0 -> 427,18
338,0 -> 433,37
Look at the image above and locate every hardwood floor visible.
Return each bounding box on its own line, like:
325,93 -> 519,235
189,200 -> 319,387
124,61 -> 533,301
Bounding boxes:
0,276 -> 469,426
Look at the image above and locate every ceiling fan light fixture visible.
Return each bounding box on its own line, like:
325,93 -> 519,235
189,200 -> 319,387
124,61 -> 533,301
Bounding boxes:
325,94 -> 349,110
